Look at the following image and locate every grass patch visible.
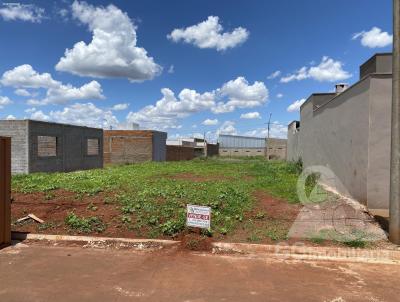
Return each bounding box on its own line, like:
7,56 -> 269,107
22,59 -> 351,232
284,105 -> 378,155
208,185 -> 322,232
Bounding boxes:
65,212 -> 106,234
13,158 -> 325,239
308,229 -> 374,248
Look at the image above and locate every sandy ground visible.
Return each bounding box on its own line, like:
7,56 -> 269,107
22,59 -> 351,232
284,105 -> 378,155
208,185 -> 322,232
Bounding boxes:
1,243 -> 399,302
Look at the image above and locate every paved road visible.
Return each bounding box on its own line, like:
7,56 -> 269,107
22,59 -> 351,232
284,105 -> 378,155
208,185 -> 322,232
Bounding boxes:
0,243 -> 399,302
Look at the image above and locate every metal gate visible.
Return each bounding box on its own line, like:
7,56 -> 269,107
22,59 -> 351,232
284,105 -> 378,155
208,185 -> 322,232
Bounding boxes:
0,137 -> 11,248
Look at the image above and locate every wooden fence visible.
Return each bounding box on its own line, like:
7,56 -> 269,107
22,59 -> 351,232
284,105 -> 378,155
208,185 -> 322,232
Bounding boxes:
0,137 -> 11,247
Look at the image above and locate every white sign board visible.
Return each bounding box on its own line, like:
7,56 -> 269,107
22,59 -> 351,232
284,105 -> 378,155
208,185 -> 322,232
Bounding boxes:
186,204 -> 211,229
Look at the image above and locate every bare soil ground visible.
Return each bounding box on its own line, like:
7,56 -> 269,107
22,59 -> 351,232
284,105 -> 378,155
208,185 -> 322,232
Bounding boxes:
11,190 -> 133,238
10,187 -> 303,248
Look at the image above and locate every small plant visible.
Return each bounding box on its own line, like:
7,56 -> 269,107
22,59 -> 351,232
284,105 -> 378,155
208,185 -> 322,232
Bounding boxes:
255,211 -> 266,219
247,232 -> 262,242
44,191 -> 56,200
103,197 -> 113,205
309,235 -> 325,244
87,202 -> 98,211
65,212 -> 106,233
265,229 -> 286,241
121,215 -> 131,224
160,219 -> 185,236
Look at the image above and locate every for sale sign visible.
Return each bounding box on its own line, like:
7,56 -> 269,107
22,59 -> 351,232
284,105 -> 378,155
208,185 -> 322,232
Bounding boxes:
186,204 -> 211,229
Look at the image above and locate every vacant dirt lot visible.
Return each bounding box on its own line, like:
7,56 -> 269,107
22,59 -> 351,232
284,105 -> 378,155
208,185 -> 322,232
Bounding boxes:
10,158 -> 385,248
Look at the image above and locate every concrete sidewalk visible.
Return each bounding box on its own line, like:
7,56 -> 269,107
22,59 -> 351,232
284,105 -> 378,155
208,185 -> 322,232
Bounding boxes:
0,243 -> 399,302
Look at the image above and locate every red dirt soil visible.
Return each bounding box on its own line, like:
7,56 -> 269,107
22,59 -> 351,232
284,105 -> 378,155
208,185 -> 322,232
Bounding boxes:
11,189 -> 308,246
252,191 -> 301,220
11,189 -> 138,239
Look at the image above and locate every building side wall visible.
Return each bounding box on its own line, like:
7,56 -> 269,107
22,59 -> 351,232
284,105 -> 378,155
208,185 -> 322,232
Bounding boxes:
219,148 -> 265,157
219,135 -> 266,149
366,76 -> 392,210
266,138 -> 287,160
166,145 -> 195,161
28,121 -> 103,173
104,130 -> 166,165
206,143 -> 219,157
287,124 -> 301,162
0,120 -> 28,174
300,79 -> 371,204
152,131 -> 167,162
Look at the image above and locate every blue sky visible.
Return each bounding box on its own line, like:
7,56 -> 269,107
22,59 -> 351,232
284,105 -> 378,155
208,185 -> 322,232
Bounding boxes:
0,0 -> 393,140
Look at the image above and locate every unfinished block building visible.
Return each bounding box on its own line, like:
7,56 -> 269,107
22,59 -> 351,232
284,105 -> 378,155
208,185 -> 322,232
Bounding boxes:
103,130 -> 167,165
0,120 -> 103,174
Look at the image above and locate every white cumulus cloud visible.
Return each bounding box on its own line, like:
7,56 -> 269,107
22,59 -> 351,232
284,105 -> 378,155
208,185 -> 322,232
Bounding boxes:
287,98 -> 306,112
0,3 -> 44,23
1,64 -> 104,105
30,109 -> 50,121
112,103 -> 129,111
240,112 -> 261,119
281,57 -> 352,83
14,88 -> 31,97
27,103 -> 119,129
202,118 -> 219,126
244,121 -> 287,139
168,16 -> 249,51
5,114 -> 16,120
0,96 -> 12,109
212,77 -> 268,114
127,87 -> 215,130
217,121 -> 237,135
267,70 -> 281,79
55,1 -> 162,82
352,27 -> 393,48
126,76 -> 268,130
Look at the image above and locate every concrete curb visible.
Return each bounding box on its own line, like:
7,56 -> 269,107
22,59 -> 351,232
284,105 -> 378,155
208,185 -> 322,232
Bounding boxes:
11,232 -> 179,250
212,242 -> 400,264
11,232 -> 400,264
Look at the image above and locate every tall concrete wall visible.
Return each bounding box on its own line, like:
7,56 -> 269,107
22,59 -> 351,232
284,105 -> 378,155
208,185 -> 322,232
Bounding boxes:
360,53 -> 392,79
0,120 -> 28,174
366,75 -> 392,210
291,74 -> 392,210
300,79 -> 371,205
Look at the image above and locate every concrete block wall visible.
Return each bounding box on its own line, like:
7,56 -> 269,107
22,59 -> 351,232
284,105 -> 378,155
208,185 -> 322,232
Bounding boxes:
166,145 -> 195,161
0,120 -> 28,174
206,143 -> 219,157
219,148 -> 265,157
266,138 -> 287,160
104,130 -> 166,165
28,120 -> 103,173
0,120 -> 103,174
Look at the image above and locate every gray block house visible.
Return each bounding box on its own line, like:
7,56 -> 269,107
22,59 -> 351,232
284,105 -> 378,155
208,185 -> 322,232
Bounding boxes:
0,120 -> 103,174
